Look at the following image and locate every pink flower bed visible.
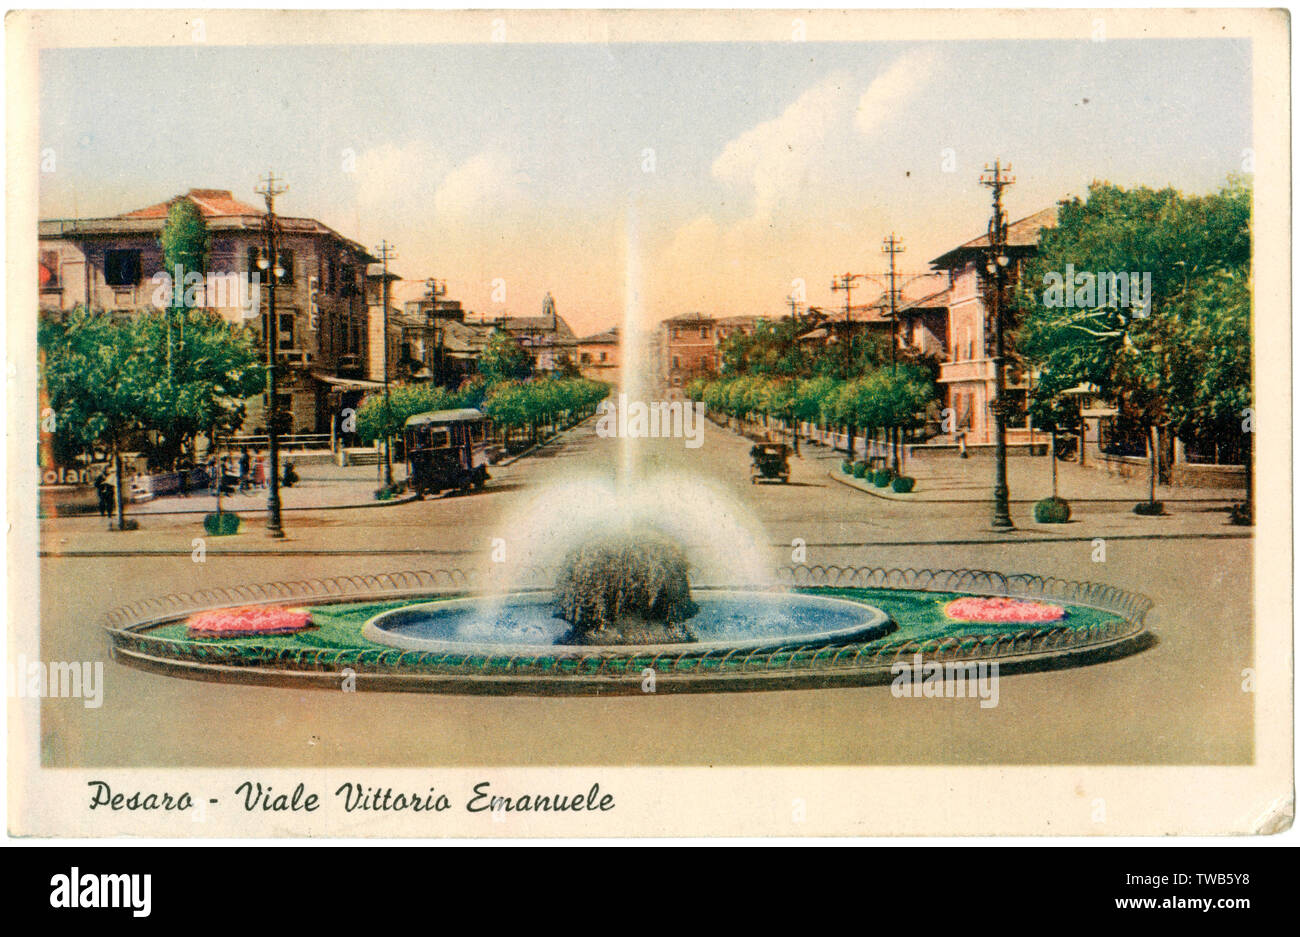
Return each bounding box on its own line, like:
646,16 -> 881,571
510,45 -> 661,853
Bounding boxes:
943,596 -> 1065,624
186,605 -> 312,637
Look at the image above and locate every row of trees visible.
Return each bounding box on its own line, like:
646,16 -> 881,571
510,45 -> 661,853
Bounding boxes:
354,373 -> 610,454
688,367 -> 936,469
1017,176 -> 1252,510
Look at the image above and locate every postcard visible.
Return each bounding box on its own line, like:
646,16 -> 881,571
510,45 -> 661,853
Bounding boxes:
6,7 -> 1291,838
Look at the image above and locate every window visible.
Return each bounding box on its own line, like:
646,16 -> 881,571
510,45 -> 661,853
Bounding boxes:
104,249 -> 141,287
262,311 -> 296,350
598,352 -> 607,363
39,250 -> 61,289
672,355 -> 681,370
277,250 -> 295,287
699,326 -> 709,339
580,352 -> 591,364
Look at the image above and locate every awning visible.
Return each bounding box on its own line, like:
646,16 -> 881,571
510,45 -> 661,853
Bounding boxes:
311,371 -> 386,390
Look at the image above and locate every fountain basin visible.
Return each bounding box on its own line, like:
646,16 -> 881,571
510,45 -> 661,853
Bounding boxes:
361,588 -> 895,656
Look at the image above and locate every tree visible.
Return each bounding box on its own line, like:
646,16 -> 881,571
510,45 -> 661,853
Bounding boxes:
39,309 -> 156,529
1018,178 -> 1251,509
139,310 -> 264,468
478,329 -> 533,383
159,198 -> 210,307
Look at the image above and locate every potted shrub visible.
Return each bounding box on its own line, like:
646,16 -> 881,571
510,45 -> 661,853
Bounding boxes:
841,460 -> 853,474
202,512 -> 240,536
1033,496 -> 1071,523
872,467 -> 893,488
891,476 -> 916,494
851,461 -> 868,478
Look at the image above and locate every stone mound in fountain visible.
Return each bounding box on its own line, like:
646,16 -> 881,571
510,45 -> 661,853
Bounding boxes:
553,532 -> 699,645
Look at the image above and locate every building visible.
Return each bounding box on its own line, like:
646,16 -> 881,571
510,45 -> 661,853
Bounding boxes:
467,295 -> 579,374
895,284 -> 952,359
576,327 -> 620,384
39,187 -> 382,436
659,312 -> 720,396
927,207 -> 1058,445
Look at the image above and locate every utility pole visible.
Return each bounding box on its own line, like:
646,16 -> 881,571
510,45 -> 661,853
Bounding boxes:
785,293 -> 801,322
425,277 -> 446,386
830,272 -> 867,366
980,159 -> 1016,530
375,239 -> 397,487
255,171 -> 288,539
881,233 -> 905,370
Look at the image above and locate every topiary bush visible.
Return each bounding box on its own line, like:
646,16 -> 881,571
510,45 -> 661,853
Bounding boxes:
851,461 -> 868,478
872,468 -> 893,487
891,476 -> 915,494
1133,501 -> 1166,516
1033,496 -> 1071,523
203,512 -> 240,536
841,460 -> 853,474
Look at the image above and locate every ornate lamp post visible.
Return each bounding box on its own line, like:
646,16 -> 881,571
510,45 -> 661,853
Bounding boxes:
980,160 -> 1015,530
256,173 -> 288,539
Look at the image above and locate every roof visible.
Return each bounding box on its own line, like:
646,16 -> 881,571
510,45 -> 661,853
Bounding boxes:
490,314 -> 578,345
40,187 -> 376,261
898,284 -> 955,314
120,188 -> 264,219
662,311 -> 713,325
405,408 -> 486,426
577,327 -> 619,345
930,207 -> 1058,269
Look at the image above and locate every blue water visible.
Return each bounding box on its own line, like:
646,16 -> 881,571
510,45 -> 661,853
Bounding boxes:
369,592 -> 888,650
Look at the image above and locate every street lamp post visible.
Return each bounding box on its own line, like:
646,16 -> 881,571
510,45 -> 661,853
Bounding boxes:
980,160 -> 1015,530
257,172 -> 288,539
375,240 -> 397,488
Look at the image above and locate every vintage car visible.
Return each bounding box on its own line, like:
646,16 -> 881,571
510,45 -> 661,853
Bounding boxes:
749,442 -> 791,484
403,408 -> 492,497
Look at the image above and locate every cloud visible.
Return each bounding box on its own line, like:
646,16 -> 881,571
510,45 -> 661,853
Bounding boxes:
854,49 -> 940,138
711,71 -> 854,223
434,151 -> 530,221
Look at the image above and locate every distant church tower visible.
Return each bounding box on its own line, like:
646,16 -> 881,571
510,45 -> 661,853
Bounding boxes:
542,291 -> 557,329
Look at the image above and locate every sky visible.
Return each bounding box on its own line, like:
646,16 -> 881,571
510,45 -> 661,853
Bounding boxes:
39,39 -> 1251,338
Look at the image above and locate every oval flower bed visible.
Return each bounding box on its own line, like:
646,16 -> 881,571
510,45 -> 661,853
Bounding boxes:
186,605 -> 313,638
943,596 -> 1065,624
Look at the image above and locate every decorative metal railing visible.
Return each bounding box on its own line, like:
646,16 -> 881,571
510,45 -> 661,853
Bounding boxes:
103,566 -> 1153,684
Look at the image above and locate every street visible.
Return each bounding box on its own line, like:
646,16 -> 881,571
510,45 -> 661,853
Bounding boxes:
38,416 -> 1252,768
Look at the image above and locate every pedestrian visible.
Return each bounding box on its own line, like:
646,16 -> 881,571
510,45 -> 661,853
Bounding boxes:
219,456 -> 236,495
94,473 -> 111,517
253,452 -> 266,489
237,448 -> 250,492
282,460 -> 299,488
